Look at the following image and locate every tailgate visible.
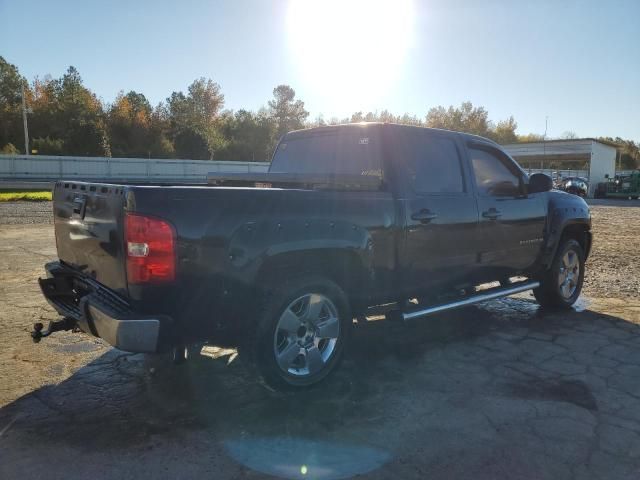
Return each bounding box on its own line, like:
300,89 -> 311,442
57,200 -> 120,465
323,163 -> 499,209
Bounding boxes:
53,181 -> 128,295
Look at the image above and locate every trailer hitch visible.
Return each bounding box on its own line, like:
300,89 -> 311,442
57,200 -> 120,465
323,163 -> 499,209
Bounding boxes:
31,317 -> 76,343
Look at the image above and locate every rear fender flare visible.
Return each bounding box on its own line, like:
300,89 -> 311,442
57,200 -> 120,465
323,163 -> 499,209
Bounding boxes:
228,218 -> 374,289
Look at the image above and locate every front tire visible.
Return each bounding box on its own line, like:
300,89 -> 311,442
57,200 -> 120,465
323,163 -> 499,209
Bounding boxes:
534,239 -> 585,308
247,275 -> 351,390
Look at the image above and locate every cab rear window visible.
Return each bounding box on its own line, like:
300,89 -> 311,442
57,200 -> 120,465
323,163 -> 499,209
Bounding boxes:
269,130 -> 383,178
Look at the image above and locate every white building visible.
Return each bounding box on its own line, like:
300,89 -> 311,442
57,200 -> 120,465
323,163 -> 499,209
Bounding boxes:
503,139 -> 617,197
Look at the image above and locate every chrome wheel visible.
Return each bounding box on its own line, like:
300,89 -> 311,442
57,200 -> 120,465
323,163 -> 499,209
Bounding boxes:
558,249 -> 580,299
273,293 -> 340,377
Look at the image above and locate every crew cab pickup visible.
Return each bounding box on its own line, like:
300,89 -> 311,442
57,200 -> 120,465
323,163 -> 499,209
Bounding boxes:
37,123 -> 592,389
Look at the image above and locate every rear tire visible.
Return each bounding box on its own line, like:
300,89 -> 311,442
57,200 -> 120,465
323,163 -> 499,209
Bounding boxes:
534,239 -> 585,308
245,275 -> 351,391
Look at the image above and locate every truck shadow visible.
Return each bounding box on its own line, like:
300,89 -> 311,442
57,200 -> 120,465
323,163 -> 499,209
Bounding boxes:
2,297 -> 639,479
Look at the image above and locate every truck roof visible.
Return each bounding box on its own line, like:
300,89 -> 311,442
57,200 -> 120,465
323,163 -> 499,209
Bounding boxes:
284,122 -> 501,148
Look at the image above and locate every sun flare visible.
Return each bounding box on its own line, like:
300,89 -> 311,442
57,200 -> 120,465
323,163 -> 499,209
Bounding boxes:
287,0 -> 414,112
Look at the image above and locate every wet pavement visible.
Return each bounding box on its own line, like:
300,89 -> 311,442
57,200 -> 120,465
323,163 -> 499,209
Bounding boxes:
2,211 -> 640,479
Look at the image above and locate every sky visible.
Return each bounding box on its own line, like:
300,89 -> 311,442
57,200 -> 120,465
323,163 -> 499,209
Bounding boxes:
1,0 -> 639,141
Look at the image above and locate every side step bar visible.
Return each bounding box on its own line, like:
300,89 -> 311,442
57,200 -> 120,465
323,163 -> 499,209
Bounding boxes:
403,280 -> 540,321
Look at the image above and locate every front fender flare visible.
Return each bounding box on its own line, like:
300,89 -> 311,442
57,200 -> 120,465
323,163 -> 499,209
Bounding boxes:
539,194 -> 591,269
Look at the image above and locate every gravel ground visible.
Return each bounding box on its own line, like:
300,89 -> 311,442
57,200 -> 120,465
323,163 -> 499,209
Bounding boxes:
0,201 -> 53,224
1,200 -> 640,479
583,205 -> 640,299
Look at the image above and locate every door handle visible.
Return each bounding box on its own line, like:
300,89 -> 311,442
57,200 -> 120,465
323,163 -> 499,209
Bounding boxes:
482,208 -> 502,220
411,209 -> 438,224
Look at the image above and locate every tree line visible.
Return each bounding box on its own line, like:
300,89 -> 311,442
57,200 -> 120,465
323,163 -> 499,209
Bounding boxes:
1,56 -> 638,168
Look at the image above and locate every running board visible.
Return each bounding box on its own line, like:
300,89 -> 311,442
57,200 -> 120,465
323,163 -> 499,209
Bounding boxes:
402,280 -> 540,321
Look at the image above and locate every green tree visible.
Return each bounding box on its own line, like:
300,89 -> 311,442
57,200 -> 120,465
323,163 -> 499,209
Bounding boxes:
397,113 -> 423,126
218,109 -> 275,161
0,143 -> 19,154
349,111 -> 365,123
108,91 -> 152,157
425,102 -> 520,143
31,136 -> 64,155
107,91 -> 173,158
425,101 -> 491,137
489,116 -> 518,144
599,137 -> 640,169
29,67 -> 110,156
344,110 -> 423,126
147,103 -> 175,158
0,56 -> 27,153
307,114 -> 327,127
268,85 -> 309,142
167,78 -> 226,159
560,131 -> 578,139
58,67 -> 109,155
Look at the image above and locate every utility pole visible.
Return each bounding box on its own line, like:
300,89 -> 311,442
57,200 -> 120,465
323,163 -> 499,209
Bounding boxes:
21,81 -> 30,156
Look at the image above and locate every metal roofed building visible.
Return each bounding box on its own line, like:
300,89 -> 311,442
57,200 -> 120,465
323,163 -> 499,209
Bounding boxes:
503,138 -> 617,197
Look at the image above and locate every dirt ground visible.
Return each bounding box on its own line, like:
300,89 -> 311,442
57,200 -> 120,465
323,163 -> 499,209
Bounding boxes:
583,203 -> 640,298
1,200 -> 640,479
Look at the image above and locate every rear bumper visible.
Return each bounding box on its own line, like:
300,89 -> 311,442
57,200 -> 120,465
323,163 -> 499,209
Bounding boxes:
39,261 -> 169,353
86,305 -> 160,353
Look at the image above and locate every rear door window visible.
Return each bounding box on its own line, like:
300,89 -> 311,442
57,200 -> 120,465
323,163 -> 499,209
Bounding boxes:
397,132 -> 465,194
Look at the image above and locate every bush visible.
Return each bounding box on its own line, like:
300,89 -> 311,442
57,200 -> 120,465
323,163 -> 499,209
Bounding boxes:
0,191 -> 52,202
31,137 -> 65,155
0,143 -> 20,154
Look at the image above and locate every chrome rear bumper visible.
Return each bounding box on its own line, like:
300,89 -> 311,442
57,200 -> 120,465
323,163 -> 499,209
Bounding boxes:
39,261 -> 167,353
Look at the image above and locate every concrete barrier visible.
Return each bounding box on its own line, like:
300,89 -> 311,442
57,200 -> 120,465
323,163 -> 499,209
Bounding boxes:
0,155 -> 270,184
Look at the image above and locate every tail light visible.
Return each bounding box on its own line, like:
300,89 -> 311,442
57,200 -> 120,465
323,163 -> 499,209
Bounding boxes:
125,213 -> 176,284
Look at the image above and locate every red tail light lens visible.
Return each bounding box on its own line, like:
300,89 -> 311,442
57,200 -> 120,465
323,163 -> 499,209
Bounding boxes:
125,213 -> 176,284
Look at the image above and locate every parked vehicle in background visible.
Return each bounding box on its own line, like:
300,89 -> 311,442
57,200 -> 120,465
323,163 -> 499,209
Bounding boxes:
558,176 -> 589,197
35,123 -> 592,390
595,170 -> 640,199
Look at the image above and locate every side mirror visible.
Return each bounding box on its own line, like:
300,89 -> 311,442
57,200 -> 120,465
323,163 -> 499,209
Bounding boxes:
605,174 -> 610,179
528,173 -> 553,194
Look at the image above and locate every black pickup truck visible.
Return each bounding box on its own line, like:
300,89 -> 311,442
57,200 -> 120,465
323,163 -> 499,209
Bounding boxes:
37,123 -> 592,389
